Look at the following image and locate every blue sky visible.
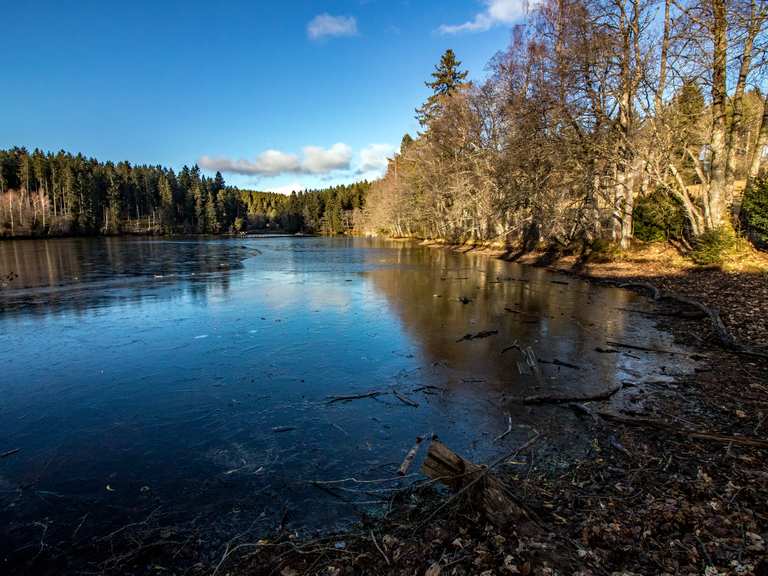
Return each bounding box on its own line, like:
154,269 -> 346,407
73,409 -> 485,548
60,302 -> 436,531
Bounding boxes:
1,1 -> 524,193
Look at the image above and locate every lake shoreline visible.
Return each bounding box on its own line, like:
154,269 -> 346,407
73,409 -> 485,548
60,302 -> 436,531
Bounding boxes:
226,240 -> 768,575
415,238 -> 768,349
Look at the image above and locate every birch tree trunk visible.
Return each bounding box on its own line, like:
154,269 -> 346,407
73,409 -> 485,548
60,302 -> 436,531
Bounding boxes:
707,0 -> 729,229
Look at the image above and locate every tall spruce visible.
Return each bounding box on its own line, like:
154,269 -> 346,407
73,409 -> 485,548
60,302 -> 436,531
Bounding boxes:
416,49 -> 469,127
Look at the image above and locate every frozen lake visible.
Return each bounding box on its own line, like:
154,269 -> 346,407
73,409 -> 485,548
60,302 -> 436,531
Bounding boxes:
0,236 -> 693,573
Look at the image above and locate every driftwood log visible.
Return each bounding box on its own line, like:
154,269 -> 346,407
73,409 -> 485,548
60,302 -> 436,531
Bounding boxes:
420,439 -> 525,527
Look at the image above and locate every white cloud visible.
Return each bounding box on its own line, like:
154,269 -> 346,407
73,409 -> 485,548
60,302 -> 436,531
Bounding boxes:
267,181 -> 307,195
358,144 -> 395,175
302,143 -> 353,173
438,0 -> 536,34
198,150 -> 299,176
199,143 -> 352,177
307,14 -> 358,40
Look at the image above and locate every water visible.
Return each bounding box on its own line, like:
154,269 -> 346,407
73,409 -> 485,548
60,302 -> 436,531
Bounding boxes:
0,237 -> 693,572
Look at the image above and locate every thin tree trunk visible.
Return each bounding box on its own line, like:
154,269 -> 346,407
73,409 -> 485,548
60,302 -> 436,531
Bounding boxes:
669,163 -> 704,236
725,2 -> 762,200
707,0 -> 729,229
747,92 -> 768,185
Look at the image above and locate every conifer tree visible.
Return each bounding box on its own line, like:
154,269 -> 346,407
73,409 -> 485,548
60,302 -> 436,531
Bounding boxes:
158,174 -> 175,233
416,49 -> 469,126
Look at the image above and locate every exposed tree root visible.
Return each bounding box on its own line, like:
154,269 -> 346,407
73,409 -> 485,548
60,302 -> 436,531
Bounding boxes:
596,411 -> 768,449
604,278 -> 768,359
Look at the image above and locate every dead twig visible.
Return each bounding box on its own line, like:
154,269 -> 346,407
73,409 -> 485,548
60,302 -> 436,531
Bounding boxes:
392,389 -> 419,408
456,330 -> 498,342
522,383 -> 622,405
501,341 -> 521,354
539,358 -> 581,370
370,529 -> 390,566
309,475 -> 415,485
494,413 -> 513,442
326,391 -> 382,404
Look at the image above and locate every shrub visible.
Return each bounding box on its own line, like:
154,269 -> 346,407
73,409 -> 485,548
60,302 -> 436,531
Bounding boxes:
741,177 -> 768,248
582,238 -> 624,263
633,189 -> 687,242
690,225 -> 749,265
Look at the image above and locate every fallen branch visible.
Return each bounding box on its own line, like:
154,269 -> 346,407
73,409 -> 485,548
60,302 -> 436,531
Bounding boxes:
392,389 -> 419,408
523,346 -> 545,386
522,383 -> 622,405
309,475 -> 413,485
326,391 -> 382,404
456,330 -> 498,342
617,281 -> 661,300
569,403 -> 600,424
606,340 -> 700,356
660,292 -> 736,347
412,385 -> 445,394
539,358 -> 581,370
595,347 -> 620,354
494,414 -> 513,442
614,306 -> 706,319
501,341 -> 522,354
398,436 -> 424,476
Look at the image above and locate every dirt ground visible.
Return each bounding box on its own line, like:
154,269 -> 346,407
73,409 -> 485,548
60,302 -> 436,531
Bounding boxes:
221,242 -> 768,576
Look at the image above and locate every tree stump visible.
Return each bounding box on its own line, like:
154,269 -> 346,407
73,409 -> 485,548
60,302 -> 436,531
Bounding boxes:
420,439 -> 525,527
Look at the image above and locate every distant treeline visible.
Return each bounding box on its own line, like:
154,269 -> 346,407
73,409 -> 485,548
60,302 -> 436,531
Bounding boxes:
0,147 -> 370,238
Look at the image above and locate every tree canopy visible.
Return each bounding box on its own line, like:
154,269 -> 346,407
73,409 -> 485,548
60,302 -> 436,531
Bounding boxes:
364,0 -> 768,254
